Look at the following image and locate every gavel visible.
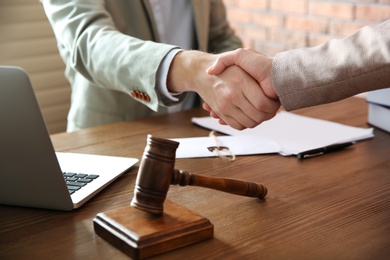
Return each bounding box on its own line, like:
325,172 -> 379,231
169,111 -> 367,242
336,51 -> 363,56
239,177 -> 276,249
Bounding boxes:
131,135 -> 268,215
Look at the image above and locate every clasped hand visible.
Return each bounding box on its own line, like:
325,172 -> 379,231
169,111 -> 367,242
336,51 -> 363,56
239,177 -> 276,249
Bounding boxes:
168,49 -> 280,130
205,48 -> 281,129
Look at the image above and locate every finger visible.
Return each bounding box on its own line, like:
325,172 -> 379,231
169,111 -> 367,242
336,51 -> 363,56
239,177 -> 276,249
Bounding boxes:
202,94 -> 246,128
221,102 -> 259,129
202,102 -> 212,112
210,111 -> 221,119
203,103 -> 229,123
209,98 -> 276,129
203,103 -> 223,120
209,103 -> 248,130
205,61 -> 277,130
208,66 -> 262,129
206,92 -> 279,128
218,119 -> 228,125
223,71 -> 268,127
221,115 -> 246,130
244,87 -> 281,120
207,48 -> 258,76
236,68 -> 280,124
206,51 -> 238,75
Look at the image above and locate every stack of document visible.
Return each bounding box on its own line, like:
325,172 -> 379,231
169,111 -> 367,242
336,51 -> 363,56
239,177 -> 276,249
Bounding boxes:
366,88 -> 390,133
171,111 -> 374,158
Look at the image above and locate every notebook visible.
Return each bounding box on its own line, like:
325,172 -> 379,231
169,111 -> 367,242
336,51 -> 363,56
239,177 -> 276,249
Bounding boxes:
0,66 -> 138,210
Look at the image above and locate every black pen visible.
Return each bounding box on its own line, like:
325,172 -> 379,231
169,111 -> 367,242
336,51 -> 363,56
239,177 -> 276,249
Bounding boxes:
297,141 -> 355,159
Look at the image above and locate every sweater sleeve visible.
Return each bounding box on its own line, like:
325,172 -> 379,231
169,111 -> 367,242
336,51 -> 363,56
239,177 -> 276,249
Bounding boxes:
272,20 -> 390,111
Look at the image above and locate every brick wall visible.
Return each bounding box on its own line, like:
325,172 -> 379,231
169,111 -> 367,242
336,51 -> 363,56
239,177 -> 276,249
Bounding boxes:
223,0 -> 390,56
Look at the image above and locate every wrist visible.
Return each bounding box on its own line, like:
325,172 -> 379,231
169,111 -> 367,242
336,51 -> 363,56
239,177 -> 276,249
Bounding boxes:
263,57 -> 278,101
167,51 -> 215,93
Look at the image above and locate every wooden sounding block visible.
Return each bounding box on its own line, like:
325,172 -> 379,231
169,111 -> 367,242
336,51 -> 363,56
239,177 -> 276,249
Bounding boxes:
93,135 -> 266,258
93,200 -> 213,259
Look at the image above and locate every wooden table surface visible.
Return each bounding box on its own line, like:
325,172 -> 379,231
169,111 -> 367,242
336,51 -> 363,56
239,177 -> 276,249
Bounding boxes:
1,97 -> 390,259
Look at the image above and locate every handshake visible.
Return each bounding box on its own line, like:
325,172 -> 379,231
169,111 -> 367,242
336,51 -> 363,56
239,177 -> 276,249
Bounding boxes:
168,20 -> 389,131
168,20 -> 390,130
168,48 -> 281,130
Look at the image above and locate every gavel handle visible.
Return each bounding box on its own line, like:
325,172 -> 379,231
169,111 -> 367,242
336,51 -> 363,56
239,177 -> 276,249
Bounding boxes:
171,169 -> 267,199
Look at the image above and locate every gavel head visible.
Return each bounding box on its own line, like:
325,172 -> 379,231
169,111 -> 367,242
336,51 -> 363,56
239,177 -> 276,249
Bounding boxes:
130,135 -> 179,215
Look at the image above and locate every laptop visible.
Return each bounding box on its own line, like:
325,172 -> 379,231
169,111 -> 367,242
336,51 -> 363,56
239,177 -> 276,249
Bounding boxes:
0,66 -> 138,210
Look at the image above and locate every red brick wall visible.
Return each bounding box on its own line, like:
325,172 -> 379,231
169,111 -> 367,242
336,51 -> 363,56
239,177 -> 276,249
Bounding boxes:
223,0 -> 390,56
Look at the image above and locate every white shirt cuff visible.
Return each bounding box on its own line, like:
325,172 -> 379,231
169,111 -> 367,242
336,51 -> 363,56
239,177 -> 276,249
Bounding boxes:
155,48 -> 185,105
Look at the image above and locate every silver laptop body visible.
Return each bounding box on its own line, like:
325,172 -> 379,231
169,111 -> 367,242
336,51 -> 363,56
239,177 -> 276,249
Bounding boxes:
0,66 -> 137,210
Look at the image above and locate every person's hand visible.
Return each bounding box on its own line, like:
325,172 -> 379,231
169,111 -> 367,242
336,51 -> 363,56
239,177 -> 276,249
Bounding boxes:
167,50 -> 280,130
207,48 -> 278,100
203,48 -> 280,126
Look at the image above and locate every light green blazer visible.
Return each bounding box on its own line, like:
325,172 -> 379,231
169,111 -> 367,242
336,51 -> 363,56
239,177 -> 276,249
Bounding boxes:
42,0 -> 242,131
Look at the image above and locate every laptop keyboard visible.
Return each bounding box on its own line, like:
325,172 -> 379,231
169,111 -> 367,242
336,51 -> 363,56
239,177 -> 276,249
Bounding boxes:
63,172 -> 99,195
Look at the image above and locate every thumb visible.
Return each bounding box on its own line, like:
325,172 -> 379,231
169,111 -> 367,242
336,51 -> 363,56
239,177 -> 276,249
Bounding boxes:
206,54 -> 236,75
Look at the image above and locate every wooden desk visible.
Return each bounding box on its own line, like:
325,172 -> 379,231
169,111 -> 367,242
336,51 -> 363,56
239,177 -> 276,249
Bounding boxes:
1,97 -> 390,259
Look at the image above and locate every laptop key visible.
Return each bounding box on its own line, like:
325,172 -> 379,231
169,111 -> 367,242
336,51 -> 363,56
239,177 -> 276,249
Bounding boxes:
66,181 -> 86,187
65,177 -> 78,182
74,173 -> 88,178
68,186 -> 80,191
85,174 -> 99,179
63,172 -> 76,177
77,178 -> 93,183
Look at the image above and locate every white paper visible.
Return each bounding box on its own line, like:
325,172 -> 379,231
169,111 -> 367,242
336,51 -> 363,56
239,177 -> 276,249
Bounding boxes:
191,111 -> 374,156
171,135 -> 281,159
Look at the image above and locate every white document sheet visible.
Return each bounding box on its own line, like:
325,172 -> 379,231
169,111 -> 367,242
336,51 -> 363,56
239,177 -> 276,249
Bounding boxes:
171,135 -> 281,159
189,111 -> 374,156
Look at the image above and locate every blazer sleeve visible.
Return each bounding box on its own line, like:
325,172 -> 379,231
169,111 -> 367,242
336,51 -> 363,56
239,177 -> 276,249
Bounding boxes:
41,0 -> 178,112
272,20 -> 390,111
